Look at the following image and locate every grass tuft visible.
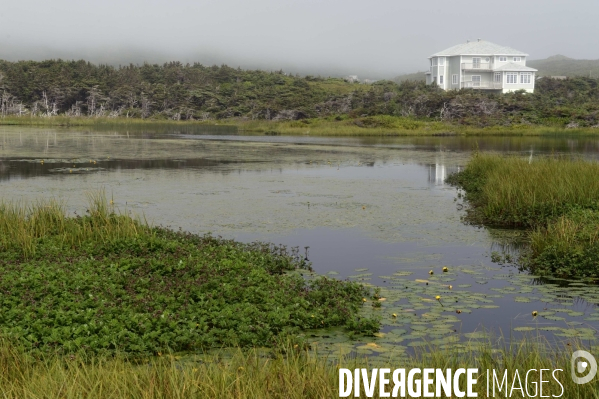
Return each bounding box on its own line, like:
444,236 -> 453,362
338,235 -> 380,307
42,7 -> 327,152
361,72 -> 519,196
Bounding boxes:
448,153 -> 599,277
447,153 -> 599,228
0,335 -> 595,398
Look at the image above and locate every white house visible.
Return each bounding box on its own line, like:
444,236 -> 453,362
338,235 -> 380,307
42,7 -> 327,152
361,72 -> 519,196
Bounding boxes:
425,39 -> 537,93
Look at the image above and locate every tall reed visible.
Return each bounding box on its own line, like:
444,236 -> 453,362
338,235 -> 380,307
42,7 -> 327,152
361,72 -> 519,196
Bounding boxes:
0,190 -> 147,258
449,153 -> 599,227
0,336 -> 595,398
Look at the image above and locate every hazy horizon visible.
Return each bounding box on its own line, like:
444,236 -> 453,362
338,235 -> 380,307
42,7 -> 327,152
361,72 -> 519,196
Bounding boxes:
1,0 -> 597,80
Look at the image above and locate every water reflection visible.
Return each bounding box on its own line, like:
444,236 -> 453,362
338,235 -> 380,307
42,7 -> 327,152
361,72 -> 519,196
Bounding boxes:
428,163 -> 461,186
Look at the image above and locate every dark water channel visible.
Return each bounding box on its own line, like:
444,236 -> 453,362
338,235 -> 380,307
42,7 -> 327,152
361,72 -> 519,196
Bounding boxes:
1,125 -> 599,357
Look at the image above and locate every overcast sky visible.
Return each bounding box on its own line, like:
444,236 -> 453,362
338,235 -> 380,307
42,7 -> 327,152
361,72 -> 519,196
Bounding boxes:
0,0 -> 597,79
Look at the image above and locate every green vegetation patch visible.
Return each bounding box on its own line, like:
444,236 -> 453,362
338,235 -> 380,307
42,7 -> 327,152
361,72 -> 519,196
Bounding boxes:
446,153 -> 599,228
0,196 -> 376,355
528,209 -> 599,277
448,153 -> 599,278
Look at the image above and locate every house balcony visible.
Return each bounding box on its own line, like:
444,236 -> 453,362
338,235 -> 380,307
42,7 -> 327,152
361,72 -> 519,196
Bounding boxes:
461,81 -> 503,90
461,62 -> 493,71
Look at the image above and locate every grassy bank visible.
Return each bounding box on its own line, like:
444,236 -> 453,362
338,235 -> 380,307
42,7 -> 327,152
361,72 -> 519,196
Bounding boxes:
0,115 -> 221,128
529,209 -> 599,277
235,116 -> 589,136
2,115 -> 599,136
0,194 -> 377,355
447,153 -> 599,277
0,336 -> 594,398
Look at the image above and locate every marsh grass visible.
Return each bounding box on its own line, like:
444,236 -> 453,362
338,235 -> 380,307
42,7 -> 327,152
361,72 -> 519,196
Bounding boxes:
0,190 -> 146,258
0,336 -> 595,398
0,116 -> 220,128
448,153 -> 599,277
529,209 -> 599,277
447,153 -> 599,228
2,115 -> 597,136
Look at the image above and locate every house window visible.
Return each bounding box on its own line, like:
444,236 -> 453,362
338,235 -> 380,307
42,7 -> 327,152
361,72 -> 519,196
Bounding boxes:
520,72 -> 532,84
438,57 -> 445,66
506,72 -> 518,84
433,58 -> 437,66
439,75 -> 444,84
472,75 -> 481,87
494,72 -> 501,82
472,58 -> 481,68
513,57 -> 522,62
499,57 -> 507,62
452,74 -> 458,84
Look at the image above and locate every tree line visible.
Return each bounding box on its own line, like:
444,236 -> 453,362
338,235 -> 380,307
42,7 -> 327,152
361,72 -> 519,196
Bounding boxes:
0,59 -> 598,127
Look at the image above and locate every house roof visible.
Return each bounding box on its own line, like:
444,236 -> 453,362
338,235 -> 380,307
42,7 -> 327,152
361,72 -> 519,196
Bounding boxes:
431,40 -> 528,57
493,63 -> 538,72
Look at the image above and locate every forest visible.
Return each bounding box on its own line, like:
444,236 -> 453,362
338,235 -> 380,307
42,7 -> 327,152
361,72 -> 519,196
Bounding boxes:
1,59 -> 598,128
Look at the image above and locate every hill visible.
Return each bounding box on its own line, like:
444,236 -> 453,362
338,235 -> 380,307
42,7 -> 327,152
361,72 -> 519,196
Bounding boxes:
528,55 -> 599,78
393,71 -> 426,83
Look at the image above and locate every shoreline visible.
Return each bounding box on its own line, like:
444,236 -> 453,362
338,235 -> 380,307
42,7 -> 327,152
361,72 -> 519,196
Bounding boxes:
2,115 -> 599,137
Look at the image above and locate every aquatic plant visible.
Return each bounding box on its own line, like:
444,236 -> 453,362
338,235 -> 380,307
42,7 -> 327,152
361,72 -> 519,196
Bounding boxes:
0,195 -> 377,355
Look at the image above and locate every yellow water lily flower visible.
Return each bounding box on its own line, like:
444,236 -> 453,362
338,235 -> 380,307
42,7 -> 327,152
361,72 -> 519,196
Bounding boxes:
443,267 -> 448,272
392,313 -> 397,318
429,270 -> 434,275
532,311 -> 538,317
435,295 -> 441,300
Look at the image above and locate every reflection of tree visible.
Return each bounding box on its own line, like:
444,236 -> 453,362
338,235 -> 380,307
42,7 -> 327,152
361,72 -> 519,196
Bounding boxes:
0,157 -> 249,183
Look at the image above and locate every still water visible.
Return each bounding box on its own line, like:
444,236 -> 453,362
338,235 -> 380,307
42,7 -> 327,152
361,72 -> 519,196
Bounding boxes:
1,125 -> 599,355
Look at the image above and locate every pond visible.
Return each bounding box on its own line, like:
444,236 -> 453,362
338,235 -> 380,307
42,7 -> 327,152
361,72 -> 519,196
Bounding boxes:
1,125 -> 599,358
